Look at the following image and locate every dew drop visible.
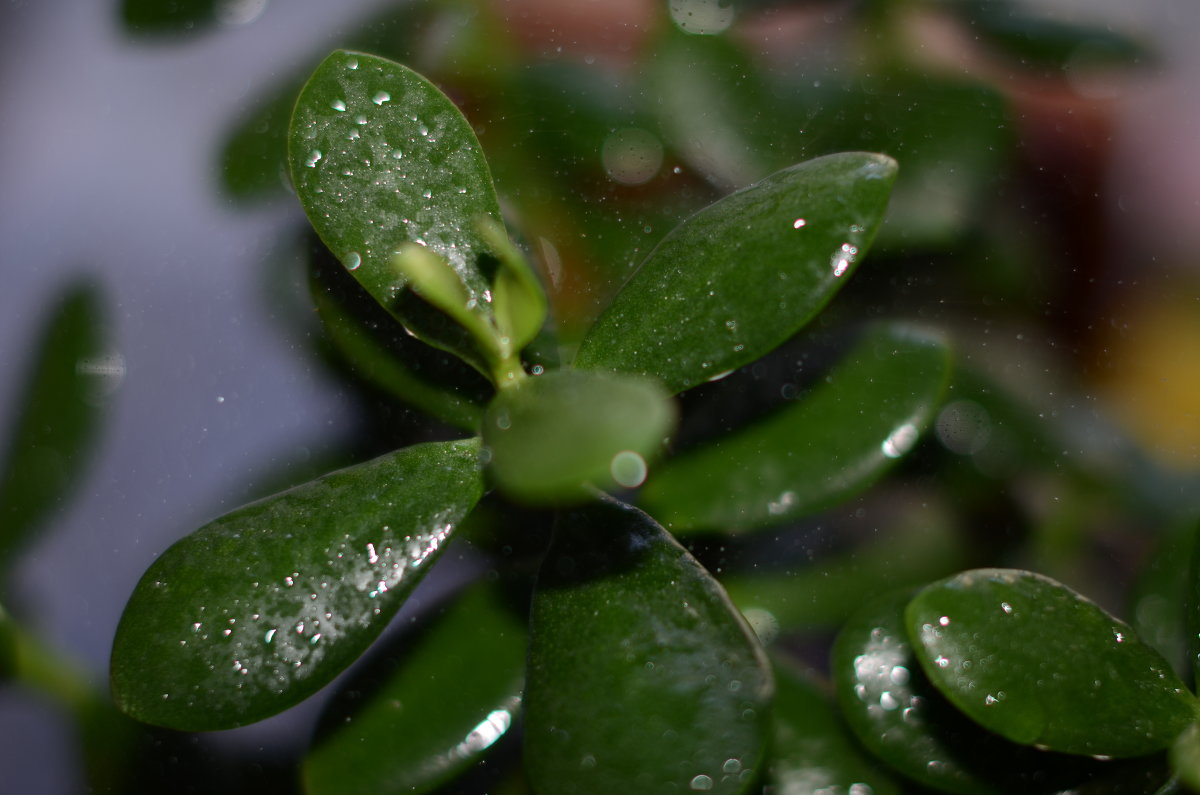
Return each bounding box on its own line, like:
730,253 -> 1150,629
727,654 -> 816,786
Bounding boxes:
690,774 -> 714,791
610,451 -> 648,488
305,149 -> 322,168
372,91 -> 391,105
793,218 -> 806,229
345,251 -> 362,271
331,99 -> 347,112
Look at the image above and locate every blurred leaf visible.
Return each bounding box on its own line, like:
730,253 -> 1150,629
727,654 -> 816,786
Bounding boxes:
304,581 -> 525,795
111,438 -> 484,731
641,323 -> 951,532
643,26 -> 781,189
722,500 -> 966,632
525,498 -> 771,794
907,569 -> 1196,757
289,50 -> 503,373
1171,723 -> 1200,792
0,282 -> 109,572
575,152 -> 897,394
478,217 -> 548,356
482,369 -> 675,504
1131,516 -> 1198,681
833,590 -> 1137,793
120,0 -> 218,35
309,242 -> 489,431
770,658 -> 902,795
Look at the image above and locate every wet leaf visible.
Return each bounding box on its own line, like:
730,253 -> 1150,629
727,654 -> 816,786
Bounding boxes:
770,659 -> 902,795
289,50 -> 503,373
907,569 -> 1197,757
833,590 -> 1134,794
574,152 -> 897,395
641,323 -> 950,531
525,498 -> 771,794
0,282 -> 109,572
482,369 -> 675,504
110,439 -> 484,731
304,581 -> 525,795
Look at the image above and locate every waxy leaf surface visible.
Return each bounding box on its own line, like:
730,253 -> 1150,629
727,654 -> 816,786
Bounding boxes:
289,50 -> 502,370
834,591 -> 1127,794
574,152 -> 896,394
0,283 -> 108,571
641,323 -> 950,531
525,499 -> 771,794
483,369 -> 675,503
304,582 -> 525,795
110,439 -> 484,731
907,569 -> 1197,757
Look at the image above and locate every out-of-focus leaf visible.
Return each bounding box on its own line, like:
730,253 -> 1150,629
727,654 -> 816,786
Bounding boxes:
288,50 -> 503,373
833,590 -> 1136,793
1132,517 -> 1197,681
110,439 -> 484,731
0,282 -> 110,571
722,500 -> 966,633
1171,723 -> 1200,792
304,581 -> 525,795
525,498 -> 771,794
575,153 -> 897,394
641,323 -> 951,532
770,659 -> 902,795
907,569 -> 1197,757
482,369 -> 675,504
479,217 -> 548,356
120,0 -> 218,35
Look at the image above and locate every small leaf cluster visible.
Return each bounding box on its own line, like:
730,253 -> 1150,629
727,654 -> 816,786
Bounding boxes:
103,36 -> 1200,795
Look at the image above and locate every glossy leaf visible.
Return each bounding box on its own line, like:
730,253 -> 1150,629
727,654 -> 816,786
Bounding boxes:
574,152 -> 897,394
304,581 -> 526,795
482,369 -> 675,504
289,50 -> 503,372
0,282 -> 109,571
110,439 -> 484,731
834,590 -> 1129,794
525,498 -> 771,794
770,659 -> 901,795
907,569 -> 1198,757
641,323 -> 951,531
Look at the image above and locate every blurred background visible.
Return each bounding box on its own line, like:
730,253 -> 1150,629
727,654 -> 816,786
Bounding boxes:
0,0 -> 1196,791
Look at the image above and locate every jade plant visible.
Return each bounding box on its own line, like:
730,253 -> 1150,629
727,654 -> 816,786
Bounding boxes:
106,50 -> 1200,794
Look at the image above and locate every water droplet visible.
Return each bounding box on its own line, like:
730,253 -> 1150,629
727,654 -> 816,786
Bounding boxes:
367,542 -> 379,564
767,491 -> 796,515
346,57 -> 358,70
690,774 -> 714,791
264,628 -> 276,643
601,127 -> 663,186
881,422 -> 919,458
530,364 -> 545,375
610,451 -> 648,488
305,149 -> 323,168
793,218 -> 806,229
331,99 -> 347,112
372,91 -> 391,105
391,149 -> 404,160
723,758 -> 742,774
1001,601 -> 1014,615
345,252 -> 362,271
494,411 -> 511,431
935,655 -> 950,668
939,615 -> 951,627
831,242 -> 858,277
669,0 -> 735,35
355,114 -> 368,125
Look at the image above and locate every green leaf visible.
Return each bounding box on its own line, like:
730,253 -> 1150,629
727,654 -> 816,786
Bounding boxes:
304,581 -> 526,795
482,369 -> 676,504
574,152 -> 897,394
641,323 -> 951,532
524,498 -> 771,794
1131,516 -> 1198,681
110,439 -> 484,731
906,568 -> 1198,757
0,282 -> 109,572
770,659 -> 901,795
288,50 -> 503,373
1171,723 -> 1200,792
478,216 -> 548,356
833,590 -> 1132,794
120,0 -> 218,35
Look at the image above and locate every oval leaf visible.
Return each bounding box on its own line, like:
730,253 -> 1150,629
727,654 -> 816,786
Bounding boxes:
288,50 -> 503,370
482,369 -> 675,504
574,152 -> 897,394
770,659 -> 901,795
525,498 -> 772,794
0,282 -> 109,571
641,323 -> 950,532
833,590 -> 1127,794
906,569 -> 1198,757
304,581 -> 525,795
110,439 -> 484,731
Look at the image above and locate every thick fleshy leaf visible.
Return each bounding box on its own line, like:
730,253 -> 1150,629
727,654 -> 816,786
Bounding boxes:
574,152 -> 897,394
907,569 -> 1198,757
0,282 -> 110,571
770,659 -> 901,795
482,369 -> 675,504
110,439 -> 484,731
1131,517 -> 1197,680
1171,723 -> 1200,792
525,498 -> 771,794
641,323 -> 951,532
304,581 -> 525,795
289,50 -> 503,372
833,590 -> 1131,794
120,0 -> 219,35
